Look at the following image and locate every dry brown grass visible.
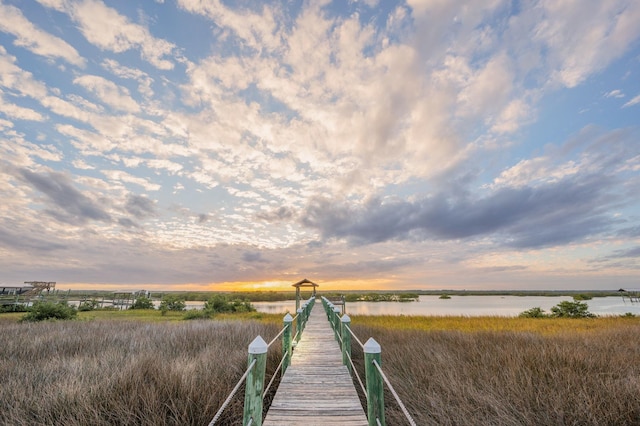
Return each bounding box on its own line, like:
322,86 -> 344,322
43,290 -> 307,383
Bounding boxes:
351,320 -> 640,425
0,319 -> 282,425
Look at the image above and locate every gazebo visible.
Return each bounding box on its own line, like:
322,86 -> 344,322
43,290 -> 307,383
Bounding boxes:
292,278 -> 318,311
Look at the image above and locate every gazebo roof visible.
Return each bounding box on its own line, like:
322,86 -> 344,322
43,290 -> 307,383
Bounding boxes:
292,278 -> 318,288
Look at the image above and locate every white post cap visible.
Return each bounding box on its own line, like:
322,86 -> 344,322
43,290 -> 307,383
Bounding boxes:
341,314 -> 351,322
248,336 -> 268,354
333,307 -> 341,313
297,308 -> 303,313
364,337 -> 381,354
283,313 -> 293,322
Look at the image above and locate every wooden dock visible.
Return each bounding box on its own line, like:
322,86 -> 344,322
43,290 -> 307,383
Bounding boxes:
263,303 -> 368,425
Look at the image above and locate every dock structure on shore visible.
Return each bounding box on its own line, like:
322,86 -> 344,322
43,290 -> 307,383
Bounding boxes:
263,303 -> 368,425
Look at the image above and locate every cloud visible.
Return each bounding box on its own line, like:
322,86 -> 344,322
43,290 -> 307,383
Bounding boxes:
101,170 -> 161,191
242,251 -> 267,263
15,168 -> 111,225
178,0 -> 282,52
256,206 -> 295,222
606,246 -> 640,259
101,59 -> 154,98
36,0 -> 176,70
0,94 -> 45,121
0,46 -> 48,98
0,3 -> 85,67
73,75 -> 140,112
534,0 -> 640,88
0,225 -> 67,252
604,89 -> 625,98
124,194 -> 156,219
303,172 -> 620,249
623,94 -> 640,108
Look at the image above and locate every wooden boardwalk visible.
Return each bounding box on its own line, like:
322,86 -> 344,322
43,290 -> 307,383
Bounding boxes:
263,303 -> 368,425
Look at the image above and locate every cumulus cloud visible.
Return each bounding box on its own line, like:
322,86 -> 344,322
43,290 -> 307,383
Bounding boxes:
0,3 -> 85,67
0,46 -> 48,99
73,75 -> 140,112
15,168 -> 111,225
124,194 -> 156,219
533,0 -> 640,88
303,125 -> 640,249
256,206 -> 295,222
242,251 -> 267,263
604,89 -> 625,98
623,94 -> 640,108
1,1 -> 639,288
302,174 -> 616,249
36,0 -> 176,70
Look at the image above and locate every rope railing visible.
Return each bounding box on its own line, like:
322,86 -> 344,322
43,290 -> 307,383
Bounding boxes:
209,295 -> 315,426
346,351 -> 367,397
321,295 -> 418,426
373,359 -> 418,426
263,350 -> 289,399
345,324 -> 364,349
208,358 -> 257,425
267,322 -> 289,348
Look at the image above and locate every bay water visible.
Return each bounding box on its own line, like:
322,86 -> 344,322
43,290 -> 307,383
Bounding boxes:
253,295 -> 640,317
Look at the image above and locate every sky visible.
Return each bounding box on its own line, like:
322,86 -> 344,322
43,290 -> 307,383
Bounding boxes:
0,0 -> 639,292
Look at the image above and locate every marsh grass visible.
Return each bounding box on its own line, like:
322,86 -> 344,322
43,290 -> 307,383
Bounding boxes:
4,311 -> 640,425
351,317 -> 640,425
0,319 -> 282,425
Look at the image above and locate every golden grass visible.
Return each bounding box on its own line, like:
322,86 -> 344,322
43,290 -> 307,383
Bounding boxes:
0,318 -> 283,425
349,316 -> 640,425
350,314 -> 640,335
0,309 -> 284,324
3,309 -> 639,425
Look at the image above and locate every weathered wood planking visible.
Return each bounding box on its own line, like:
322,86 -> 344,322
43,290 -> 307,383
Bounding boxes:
263,303 -> 368,425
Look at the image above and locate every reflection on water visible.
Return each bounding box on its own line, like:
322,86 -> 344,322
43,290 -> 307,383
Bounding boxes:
252,301 -> 297,314
253,296 -> 640,317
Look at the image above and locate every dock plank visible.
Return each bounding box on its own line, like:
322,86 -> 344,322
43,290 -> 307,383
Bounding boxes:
263,302 -> 368,425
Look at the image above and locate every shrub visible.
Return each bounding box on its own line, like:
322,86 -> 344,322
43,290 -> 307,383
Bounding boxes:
519,307 -> 546,318
183,309 -> 212,320
0,303 -> 28,313
439,294 -> 451,300
572,294 -> 593,301
130,296 -> 154,310
204,294 -> 255,314
78,299 -> 100,311
159,295 -> 186,312
20,301 -> 77,322
550,301 -> 596,318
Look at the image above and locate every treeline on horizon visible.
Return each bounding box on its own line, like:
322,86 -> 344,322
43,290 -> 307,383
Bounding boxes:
59,289 -> 628,302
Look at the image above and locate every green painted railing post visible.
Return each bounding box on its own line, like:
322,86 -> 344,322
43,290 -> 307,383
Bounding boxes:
302,302 -> 308,324
341,314 -> 352,374
364,338 -> 385,426
296,308 -> 303,342
243,336 -> 268,426
282,313 -> 293,374
333,307 -> 341,342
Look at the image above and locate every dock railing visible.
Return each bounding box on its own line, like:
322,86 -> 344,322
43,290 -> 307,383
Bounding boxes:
209,296 -> 315,426
321,296 -> 417,426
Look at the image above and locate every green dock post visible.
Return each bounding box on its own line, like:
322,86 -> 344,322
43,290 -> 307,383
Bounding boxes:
243,336 -> 267,426
333,307 -> 341,341
302,302 -> 308,324
364,338 -> 385,426
341,314 -> 352,374
296,308 -> 303,342
283,313 -> 293,374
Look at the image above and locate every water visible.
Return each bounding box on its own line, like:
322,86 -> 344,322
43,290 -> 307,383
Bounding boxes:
253,296 -> 640,317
